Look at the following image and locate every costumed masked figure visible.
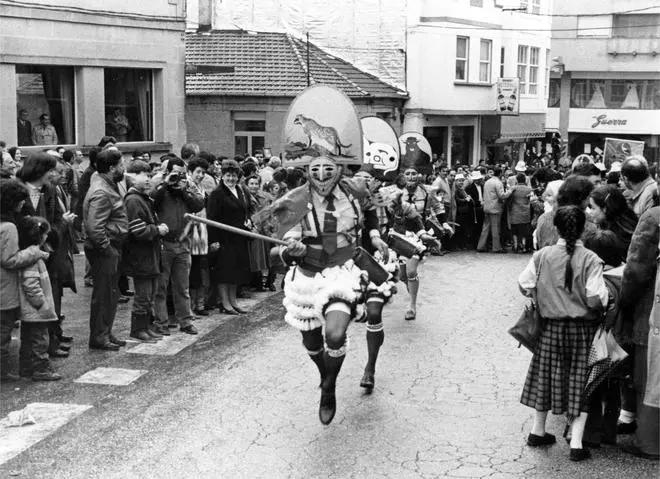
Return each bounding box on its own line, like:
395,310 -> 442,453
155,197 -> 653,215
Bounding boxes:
398,166 -> 450,319
255,86 -> 392,425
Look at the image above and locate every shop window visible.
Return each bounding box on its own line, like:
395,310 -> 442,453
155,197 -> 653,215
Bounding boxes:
234,118 -> 265,156
548,79 -> 561,108
104,68 -> 153,142
613,14 -> 660,38
479,39 -> 492,83
570,79 -> 660,109
451,126 -> 473,167
15,65 -> 76,146
455,37 -> 469,82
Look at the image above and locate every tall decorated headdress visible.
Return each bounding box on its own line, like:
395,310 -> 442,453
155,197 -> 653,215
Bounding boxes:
398,132 -> 433,176
360,116 -> 401,182
281,85 -> 363,167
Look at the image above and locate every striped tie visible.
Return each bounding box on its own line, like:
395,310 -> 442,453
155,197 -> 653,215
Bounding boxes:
323,196 -> 337,254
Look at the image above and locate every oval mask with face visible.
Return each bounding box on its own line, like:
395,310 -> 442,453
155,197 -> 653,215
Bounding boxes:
308,155 -> 342,197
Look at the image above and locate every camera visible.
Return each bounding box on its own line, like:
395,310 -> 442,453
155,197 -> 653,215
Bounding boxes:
167,172 -> 184,185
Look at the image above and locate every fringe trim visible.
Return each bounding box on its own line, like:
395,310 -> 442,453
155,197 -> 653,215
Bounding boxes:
366,322 -> 384,333
326,344 -> 347,358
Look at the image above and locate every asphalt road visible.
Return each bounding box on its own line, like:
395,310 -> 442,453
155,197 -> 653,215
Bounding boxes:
0,252 -> 658,478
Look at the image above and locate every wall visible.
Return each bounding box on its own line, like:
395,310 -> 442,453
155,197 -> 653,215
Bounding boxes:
0,1 -> 186,151
551,0 -> 660,72
187,0 -> 406,89
406,0 -> 552,114
186,96 -> 404,157
3,0 -> 185,18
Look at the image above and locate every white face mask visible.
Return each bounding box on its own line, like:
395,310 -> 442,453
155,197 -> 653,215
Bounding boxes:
308,156 -> 341,196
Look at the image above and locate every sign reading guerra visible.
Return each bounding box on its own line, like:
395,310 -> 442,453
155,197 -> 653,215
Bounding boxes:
567,109 -> 660,135
591,114 -> 627,128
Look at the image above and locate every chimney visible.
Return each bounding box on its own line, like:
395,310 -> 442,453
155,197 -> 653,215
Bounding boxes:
198,0 -> 212,32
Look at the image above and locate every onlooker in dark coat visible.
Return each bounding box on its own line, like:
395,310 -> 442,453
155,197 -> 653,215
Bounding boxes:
151,157 -> 204,335
616,206 -> 660,459
0,180 -> 49,382
207,159 -> 252,315
508,173 -> 533,253
83,149 -> 128,351
18,153 -> 72,358
122,160 -> 168,342
76,148 -> 99,288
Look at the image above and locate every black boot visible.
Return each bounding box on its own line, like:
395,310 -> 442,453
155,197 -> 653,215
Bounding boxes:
319,351 -> 345,425
307,349 -> 326,388
361,324 -> 384,392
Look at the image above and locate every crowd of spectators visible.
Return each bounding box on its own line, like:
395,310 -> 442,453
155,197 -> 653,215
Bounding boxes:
0,140 -> 288,380
0,138 -> 658,462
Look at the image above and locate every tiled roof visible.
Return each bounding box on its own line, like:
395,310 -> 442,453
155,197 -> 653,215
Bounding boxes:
185,30 -> 407,99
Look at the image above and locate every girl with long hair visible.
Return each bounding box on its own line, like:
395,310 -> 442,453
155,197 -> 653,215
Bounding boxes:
518,206 -> 608,462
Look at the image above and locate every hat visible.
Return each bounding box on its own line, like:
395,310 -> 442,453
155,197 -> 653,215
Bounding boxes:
470,170 -> 483,181
455,173 -> 465,180
514,160 -> 527,172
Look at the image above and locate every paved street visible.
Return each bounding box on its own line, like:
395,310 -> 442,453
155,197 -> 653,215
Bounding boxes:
0,252 -> 658,478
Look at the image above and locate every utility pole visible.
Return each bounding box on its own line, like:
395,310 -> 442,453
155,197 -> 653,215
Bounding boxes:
306,32 -> 310,86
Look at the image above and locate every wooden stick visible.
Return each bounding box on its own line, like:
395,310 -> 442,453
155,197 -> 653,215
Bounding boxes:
184,214 -> 288,246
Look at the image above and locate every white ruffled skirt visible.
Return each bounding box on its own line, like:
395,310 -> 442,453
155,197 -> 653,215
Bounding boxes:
282,259 -> 368,331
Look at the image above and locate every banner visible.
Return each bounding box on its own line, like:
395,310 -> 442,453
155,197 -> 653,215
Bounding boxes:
496,78 -> 519,116
604,137 -> 645,168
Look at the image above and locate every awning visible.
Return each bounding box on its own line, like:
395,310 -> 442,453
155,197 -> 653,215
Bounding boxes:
497,113 -> 547,142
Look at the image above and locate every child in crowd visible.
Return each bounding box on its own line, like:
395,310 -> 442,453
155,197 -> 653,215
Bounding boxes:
518,206 -> 608,462
18,216 -> 62,381
0,179 -> 50,381
122,160 -> 169,341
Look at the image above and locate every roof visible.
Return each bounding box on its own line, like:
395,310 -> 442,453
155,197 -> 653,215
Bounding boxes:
185,30 -> 407,100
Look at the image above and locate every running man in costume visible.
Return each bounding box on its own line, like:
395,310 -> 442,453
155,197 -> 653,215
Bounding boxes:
398,166 -> 451,320
262,86 -> 392,425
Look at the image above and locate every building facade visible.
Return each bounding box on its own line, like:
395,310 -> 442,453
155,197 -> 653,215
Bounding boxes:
404,0 -> 552,167
546,0 -> 660,164
0,0 -> 187,155
185,31 -> 407,157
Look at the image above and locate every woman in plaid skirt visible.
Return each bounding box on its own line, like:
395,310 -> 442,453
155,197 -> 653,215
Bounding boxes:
518,206 -> 609,462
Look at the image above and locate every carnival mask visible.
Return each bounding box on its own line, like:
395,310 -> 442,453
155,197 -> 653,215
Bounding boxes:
308,156 -> 342,196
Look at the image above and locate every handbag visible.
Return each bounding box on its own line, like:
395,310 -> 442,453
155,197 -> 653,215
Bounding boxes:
352,247 -> 390,286
508,251 -> 545,352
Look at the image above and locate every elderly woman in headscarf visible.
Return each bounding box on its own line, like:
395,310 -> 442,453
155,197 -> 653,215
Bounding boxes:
453,173 -> 475,250
245,174 -> 275,291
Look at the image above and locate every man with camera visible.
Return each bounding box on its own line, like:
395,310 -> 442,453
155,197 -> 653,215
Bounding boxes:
151,157 -> 205,335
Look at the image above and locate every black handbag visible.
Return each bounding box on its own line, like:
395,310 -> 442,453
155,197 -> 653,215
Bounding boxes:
508,250 -> 545,352
352,247 -> 390,286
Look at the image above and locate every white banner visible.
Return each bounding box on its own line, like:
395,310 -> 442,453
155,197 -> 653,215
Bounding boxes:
569,109 -> 660,135
496,78 -> 519,116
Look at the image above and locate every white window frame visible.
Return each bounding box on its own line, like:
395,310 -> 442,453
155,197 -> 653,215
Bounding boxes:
479,39 -> 492,83
233,112 -> 266,157
529,47 -> 540,95
455,36 -> 469,82
517,45 -> 528,94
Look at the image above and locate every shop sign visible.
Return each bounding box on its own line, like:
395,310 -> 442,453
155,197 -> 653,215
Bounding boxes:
495,78 -> 519,116
569,109 -> 660,134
